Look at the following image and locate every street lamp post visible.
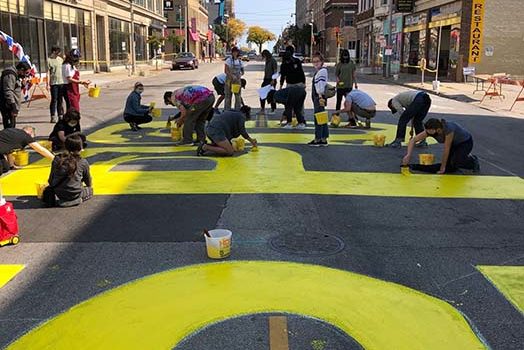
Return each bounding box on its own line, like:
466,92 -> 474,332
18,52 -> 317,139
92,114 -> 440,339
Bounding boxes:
178,5 -> 183,53
130,0 -> 136,75
184,0 -> 189,52
385,0 -> 393,78
308,10 -> 314,62
224,14 -> 230,49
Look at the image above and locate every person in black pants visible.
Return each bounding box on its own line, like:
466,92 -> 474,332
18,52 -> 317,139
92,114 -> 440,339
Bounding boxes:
335,49 -> 357,111
260,50 -> 278,115
402,118 -> 480,174
387,90 -> 432,148
279,46 -> 306,88
0,62 -> 31,129
267,85 -> 307,129
123,82 -> 153,131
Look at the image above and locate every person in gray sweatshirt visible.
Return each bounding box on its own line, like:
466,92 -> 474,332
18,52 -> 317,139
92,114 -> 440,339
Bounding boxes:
0,61 -> 31,129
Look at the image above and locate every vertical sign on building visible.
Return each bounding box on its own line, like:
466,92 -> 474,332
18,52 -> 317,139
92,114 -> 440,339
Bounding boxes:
469,0 -> 485,64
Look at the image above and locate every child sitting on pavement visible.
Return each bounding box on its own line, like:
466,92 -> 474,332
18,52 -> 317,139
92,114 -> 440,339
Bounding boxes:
45,133 -> 92,207
48,109 -> 86,151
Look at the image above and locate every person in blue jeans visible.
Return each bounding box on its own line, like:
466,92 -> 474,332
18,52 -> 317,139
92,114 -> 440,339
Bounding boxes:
309,52 -> 329,147
123,82 -> 153,131
387,90 -> 432,148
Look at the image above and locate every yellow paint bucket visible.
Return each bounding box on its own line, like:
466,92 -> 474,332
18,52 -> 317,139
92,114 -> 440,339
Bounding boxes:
401,166 -> 411,176
314,111 -> 329,125
88,86 -> 101,98
151,108 -> 162,118
35,183 -> 48,199
231,83 -> 241,94
330,114 -> 341,127
171,127 -> 182,142
14,150 -> 29,166
205,229 -> 232,259
233,138 -> 245,152
291,118 -> 298,127
38,140 -> 53,151
251,145 -> 259,152
149,102 -> 156,108
419,154 -> 435,165
373,134 -> 386,147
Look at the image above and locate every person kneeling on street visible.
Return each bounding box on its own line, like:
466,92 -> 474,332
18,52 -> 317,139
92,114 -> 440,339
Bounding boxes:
266,85 -> 307,129
124,82 -> 153,131
402,118 -> 480,174
164,85 -> 215,146
336,89 -> 376,128
48,109 -> 86,151
388,90 -> 431,148
0,126 -> 54,173
197,110 -> 257,157
44,133 -> 93,207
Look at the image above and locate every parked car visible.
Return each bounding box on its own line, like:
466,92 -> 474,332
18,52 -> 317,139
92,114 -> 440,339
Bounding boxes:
248,52 -> 257,60
172,52 -> 199,70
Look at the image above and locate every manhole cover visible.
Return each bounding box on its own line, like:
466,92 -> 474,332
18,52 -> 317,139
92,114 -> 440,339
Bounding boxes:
269,233 -> 345,257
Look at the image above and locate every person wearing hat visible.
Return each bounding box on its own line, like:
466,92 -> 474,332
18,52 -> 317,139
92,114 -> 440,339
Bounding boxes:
124,82 -> 153,131
62,49 -> 90,113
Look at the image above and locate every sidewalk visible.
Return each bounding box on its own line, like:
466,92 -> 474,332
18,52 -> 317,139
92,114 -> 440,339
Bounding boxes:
17,62 -> 172,139
359,69 -> 524,118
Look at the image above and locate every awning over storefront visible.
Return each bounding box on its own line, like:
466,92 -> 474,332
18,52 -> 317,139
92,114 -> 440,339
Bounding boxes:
190,31 -> 200,42
403,24 -> 426,33
428,17 -> 461,28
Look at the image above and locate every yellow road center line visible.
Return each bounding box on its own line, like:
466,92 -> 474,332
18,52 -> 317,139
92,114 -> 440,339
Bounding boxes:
269,316 -> 289,350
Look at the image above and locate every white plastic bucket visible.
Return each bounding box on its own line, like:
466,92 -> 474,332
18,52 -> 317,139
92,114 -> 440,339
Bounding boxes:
205,229 -> 232,259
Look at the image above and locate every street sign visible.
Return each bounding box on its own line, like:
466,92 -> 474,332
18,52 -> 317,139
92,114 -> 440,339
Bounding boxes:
396,0 -> 414,13
164,0 -> 174,10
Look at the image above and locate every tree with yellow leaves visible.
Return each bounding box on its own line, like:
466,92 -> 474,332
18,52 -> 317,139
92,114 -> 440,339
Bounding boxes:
247,26 -> 276,53
215,18 -> 247,49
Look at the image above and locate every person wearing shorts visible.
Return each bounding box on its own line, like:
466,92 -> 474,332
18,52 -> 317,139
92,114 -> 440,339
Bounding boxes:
212,73 -> 246,112
197,110 -> 257,157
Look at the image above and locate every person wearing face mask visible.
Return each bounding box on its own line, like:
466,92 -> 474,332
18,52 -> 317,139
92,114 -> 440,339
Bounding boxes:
334,49 -> 357,112
0,61 -> 32,129
224,46 -> 245,111
123,82 -> 153,131
48,109 -> 86,151
63,49 -> 91,113
279,46 -> 306,89
402,118 -> 480,174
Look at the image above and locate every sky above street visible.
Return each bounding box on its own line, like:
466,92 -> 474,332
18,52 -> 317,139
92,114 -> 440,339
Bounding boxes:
235,0 -> 295,49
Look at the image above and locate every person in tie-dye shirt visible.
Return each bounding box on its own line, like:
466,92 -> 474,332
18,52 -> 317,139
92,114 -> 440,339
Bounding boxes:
164,85 -> 215,145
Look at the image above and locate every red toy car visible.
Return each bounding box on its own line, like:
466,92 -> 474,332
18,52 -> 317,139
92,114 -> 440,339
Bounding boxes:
0,201 -> 20,247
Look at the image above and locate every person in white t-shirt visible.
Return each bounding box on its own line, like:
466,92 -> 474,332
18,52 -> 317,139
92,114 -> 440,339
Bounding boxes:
62,49 -> 90,113
224,46 -> 244,111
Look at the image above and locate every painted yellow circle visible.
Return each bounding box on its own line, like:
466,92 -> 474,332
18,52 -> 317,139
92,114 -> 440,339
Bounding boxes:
8,261 -> 485,350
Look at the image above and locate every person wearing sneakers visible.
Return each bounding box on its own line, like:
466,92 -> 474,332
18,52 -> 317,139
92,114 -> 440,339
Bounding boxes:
212,73 -> 247,112
123,82 -> 153,131
402,118 -> 480,174
198,110 -> 257,157
387,90 -> 431,148
266,85 -> 307,130
308,52 -> 329,147
336,89 -> 376,128
163,85 -> 215,146
260,50 -> 278,115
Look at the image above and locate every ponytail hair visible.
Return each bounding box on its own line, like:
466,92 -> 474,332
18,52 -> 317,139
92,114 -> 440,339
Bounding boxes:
424,118 -> 445,130
56,134 -> 84,177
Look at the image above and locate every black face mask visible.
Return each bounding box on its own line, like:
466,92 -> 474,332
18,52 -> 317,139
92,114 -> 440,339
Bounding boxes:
284,52 -> 292,61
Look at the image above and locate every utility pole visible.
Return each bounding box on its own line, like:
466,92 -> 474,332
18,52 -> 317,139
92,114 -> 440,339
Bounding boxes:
184,0 -> 189,52
309,9 -> 314,62
178,5 -> 183,53
130,0 -> 136,75
224,14 -> 230,49
385,0 -> 393,78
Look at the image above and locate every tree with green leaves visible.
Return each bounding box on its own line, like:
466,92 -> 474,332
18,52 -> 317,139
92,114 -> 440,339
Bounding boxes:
215,18 -> 247,49
166,33 -> 184,54
247,26 -> 276,53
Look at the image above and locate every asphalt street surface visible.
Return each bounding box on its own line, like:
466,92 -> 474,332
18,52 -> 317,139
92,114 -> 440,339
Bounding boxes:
0,61 -> 523,350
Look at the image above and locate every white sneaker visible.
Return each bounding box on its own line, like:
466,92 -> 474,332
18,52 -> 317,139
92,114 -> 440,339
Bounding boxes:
282,123 -> 292,129
296,123 -> 306,130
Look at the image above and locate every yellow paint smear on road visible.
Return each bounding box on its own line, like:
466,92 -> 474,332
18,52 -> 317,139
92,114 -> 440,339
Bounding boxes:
0,265 -> 25,288
478,265 -> 524,313
1,145 -> 523,199
7,261 -> 485,350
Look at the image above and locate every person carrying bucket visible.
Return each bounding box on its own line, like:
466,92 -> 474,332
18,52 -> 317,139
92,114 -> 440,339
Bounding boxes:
62,49 -> 91,113
309,52 -> 329,147
163,86 -> 215,146
197,110 -> 257,157
224,47 -> 244,111
335,89 -> 376,128
402,118 -> 480,174
123,82 -> 153,131
212,73 -> 247,113
387,90 -> 432,149
266,85 -> 307,130
0,126 -> 55,173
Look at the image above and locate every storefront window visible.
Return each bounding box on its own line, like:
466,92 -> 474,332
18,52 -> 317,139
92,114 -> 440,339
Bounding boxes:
428,27 -> 438,70
402,32 -> 410,65
109,17 -> 131,66
134,24 -> 147,62
449,26 -> 460,69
